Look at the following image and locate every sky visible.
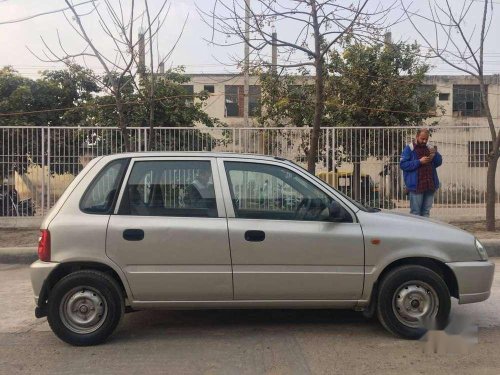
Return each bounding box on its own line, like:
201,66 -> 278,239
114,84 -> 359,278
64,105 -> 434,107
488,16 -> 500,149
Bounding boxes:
0,0 -> 499,79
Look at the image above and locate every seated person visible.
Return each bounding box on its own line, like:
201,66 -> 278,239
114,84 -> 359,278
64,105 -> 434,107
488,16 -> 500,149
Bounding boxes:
185,169 -> 216,211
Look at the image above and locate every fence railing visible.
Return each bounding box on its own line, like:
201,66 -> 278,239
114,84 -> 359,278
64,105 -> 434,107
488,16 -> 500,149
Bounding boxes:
1,125 -> 499,220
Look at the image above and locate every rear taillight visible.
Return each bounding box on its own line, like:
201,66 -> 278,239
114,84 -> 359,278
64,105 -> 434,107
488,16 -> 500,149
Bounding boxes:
38,229 -> 51,262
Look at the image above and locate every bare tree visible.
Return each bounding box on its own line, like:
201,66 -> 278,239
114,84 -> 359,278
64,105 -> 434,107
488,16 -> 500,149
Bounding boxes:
199,0 -> 394,173
142,3 -> 189,151
0,0 -> 94,25
402,0 -> 497,230
29,0 -> 171,151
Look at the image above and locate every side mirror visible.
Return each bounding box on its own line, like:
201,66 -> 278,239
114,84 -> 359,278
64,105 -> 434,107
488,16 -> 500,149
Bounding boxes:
328,201 -> 350,223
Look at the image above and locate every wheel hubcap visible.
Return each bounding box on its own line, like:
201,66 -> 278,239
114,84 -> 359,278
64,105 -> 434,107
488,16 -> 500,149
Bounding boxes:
60,287 -> 107,334
393,281 -> 439,328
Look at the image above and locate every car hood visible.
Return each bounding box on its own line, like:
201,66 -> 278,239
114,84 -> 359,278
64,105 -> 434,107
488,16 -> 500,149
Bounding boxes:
378,210 -> 462,229
357,210 -> 479,262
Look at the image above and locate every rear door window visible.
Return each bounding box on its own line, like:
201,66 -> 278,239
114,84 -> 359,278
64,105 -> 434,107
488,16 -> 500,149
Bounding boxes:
118,160 -> 218,217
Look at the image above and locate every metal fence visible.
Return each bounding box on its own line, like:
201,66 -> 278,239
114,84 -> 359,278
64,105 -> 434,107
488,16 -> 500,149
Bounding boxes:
1,125 -> 499,220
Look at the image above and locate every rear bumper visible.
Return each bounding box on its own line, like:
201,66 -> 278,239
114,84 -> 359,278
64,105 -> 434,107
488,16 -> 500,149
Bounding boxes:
30,260 -> 59,306
446,260 -> 495,304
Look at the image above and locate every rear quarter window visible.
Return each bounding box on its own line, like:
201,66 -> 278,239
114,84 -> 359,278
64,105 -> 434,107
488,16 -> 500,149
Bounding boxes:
80,158 -> 129,214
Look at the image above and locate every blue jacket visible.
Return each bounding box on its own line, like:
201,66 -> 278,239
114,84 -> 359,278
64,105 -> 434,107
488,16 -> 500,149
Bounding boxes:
400,143 -> 442,192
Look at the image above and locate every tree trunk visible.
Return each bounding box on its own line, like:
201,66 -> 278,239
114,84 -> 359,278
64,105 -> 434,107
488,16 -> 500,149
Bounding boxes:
116,99 -> 131,152
353,160 -> 361,202
479,79 -> 498,231
307,1 -> 323,174
352,130 -> 361,201
308,60 -> 324,174
148,100 -> 155,151
486,154 -> 498,231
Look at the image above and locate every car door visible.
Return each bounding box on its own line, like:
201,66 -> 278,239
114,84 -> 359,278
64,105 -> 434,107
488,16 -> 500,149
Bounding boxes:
106,157 -> 233,302
218,158 -> 365,301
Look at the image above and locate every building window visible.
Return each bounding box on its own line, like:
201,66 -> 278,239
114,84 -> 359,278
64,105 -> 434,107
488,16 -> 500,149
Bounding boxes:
468,141 -> 491,167
249,85 -> 261,116
453,85 -> 486,117
225,85 -> 242,117
438,93 -> 450,101
181,85 -> 194,106
204,85 -> 215,94
225,85 -> 261,117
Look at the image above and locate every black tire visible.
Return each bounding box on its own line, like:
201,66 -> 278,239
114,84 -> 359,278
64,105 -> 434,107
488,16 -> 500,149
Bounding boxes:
47,270 -> 124,346
376,265 -> 451,340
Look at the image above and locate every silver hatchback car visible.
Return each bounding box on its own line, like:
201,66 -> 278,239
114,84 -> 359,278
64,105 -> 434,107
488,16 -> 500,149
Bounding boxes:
30,152 -> 494,346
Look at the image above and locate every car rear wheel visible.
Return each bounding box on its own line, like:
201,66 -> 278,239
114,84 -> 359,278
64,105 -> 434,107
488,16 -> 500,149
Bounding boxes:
376,265 -> 451,339
47,270 -> 124,346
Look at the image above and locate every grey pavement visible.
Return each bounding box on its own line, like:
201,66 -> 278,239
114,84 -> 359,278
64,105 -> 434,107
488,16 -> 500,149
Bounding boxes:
0,261 -> 499,374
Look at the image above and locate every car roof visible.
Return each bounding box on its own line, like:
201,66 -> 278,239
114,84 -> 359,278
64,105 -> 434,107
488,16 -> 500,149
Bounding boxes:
101,151 -> 291,163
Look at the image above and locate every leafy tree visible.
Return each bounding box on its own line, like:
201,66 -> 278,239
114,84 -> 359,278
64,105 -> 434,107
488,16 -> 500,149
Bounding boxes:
0,65 -> 100,179
402,0 -> 497,230
257,66 -> 320,162
85,67 -> 223,152
1,66 -> 224,181
202,0 -> 394,174
324,39 -> 439,200
257,39 -> 440,201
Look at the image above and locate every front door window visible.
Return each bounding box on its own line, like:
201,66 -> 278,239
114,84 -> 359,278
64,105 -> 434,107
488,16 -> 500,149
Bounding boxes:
224,161 -> 350,222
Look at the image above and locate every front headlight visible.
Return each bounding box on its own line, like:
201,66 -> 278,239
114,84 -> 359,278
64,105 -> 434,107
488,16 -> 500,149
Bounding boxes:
475,239 -> 488,261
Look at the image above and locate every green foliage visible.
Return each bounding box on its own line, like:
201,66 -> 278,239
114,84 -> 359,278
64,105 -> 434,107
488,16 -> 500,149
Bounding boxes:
257,67 -> 315,129
0,65 -> 223,178
83,67 -> 220,129
325,39 -> 438,128
138,67 -> 219,128
257,39 -> 441,166
0,65 -> 100,128
325,39 -> 441,169
0,65 -> 101,178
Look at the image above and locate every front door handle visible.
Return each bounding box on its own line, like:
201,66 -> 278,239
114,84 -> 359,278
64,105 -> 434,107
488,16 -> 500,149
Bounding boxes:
123,229 -> 144,241
244,230 -> 265,242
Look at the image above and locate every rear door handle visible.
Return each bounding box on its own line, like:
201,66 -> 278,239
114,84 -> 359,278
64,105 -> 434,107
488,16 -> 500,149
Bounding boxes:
123,229 -> 144,241
244,230 -> 265,242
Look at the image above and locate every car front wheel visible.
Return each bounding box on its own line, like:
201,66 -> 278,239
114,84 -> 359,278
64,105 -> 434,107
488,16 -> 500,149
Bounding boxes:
47,270 -> 124,346
376,265 -> 451,339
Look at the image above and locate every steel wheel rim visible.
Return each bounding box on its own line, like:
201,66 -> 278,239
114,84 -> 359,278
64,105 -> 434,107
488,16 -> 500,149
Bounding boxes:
59,286 -> 108,334
392,280 -> 439,329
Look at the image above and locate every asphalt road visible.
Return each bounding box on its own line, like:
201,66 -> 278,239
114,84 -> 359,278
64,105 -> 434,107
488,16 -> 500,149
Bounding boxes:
0,261 -> 499,375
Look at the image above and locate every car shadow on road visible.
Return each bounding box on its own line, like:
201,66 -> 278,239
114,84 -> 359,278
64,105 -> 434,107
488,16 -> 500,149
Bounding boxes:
110,308 -> 390,344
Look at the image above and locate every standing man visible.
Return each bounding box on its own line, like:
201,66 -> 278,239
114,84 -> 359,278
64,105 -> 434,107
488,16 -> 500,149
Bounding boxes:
400,128 -> 443,217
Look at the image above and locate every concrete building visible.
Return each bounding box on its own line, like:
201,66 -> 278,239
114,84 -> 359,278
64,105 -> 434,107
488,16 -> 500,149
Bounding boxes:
421,75 -> 500,193
179,73 -> 500,198
182,73 -> 499,126
182,74 -> 262,127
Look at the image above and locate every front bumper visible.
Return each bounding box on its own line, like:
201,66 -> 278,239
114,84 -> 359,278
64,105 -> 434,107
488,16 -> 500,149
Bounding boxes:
30,260 -> 59,306
446,260 -> 495,304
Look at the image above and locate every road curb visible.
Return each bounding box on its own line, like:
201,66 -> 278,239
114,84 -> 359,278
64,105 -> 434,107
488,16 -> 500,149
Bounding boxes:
0,247 -> 37,264
1,240 -> 499,264
481,239 -> 500,258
